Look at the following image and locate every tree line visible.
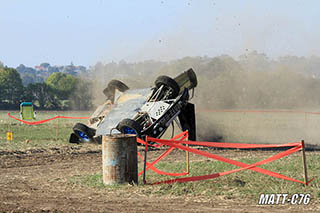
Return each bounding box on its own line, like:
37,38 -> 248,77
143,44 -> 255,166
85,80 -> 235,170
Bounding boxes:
0,66 -> 92,110
16,62 -> 87,86
2,50 -> 320,111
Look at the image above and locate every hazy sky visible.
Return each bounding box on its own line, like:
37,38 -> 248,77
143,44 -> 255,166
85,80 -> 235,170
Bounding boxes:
1,0 -> 319,67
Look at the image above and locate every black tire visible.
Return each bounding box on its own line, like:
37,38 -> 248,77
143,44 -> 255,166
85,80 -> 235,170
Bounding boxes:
108,80 -> 129,92
117,118 -> 142,137
69,133 -> 80,144
73,123 -> 96,142
186,68 -> 198,88
103,80 -> 129,97
155,75 -> 180,99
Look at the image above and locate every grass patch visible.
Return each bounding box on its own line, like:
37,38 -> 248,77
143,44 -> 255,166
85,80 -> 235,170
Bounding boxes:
70,174 -> 106,189
69,151 -> 319,204
0,110 -> 90,150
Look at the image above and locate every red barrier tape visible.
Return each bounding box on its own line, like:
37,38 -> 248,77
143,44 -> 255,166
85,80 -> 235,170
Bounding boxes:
137,152 -> 188,177
139,135 -> 314,185
137,131 -> 189,177
8,113 -> 89,125
151,144 -> 303,185
136,131 -> 188,148
151,138 -> 301,149
150,139 -> 306,184
138,135 -> 188,177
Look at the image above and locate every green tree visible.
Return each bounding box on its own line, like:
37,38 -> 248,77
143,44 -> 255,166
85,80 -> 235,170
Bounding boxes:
24,83 -> 59,109
69,78 -> 93,110
0,67 -> 24,108
46,72 -> 77,100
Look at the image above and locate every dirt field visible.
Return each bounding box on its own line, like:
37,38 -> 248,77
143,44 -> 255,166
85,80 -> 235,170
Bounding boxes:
0,144 -> 318,212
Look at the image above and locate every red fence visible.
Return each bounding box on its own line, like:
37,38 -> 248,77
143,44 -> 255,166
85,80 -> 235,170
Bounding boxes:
8,113 -> 89,125
137,132 -> 314,185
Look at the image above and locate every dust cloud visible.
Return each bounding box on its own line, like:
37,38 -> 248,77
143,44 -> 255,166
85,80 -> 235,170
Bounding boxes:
88,51 -> 320,144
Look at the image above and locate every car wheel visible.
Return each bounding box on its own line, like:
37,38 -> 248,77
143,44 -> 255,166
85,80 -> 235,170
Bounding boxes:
108,80 -> 129,92
103,80 -> 129,102
117,118 -> 142,137
73,123 -> 96,142
69,133 -> 80,144
155,75 -> 180,99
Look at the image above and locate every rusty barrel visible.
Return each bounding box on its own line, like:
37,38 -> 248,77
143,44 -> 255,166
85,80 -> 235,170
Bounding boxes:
102,134 -> 138,185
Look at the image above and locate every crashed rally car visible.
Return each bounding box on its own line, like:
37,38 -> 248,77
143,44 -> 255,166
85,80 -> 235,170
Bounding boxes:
69,68 -> 197,144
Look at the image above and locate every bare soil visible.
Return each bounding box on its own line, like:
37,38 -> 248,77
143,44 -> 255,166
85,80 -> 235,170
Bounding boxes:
0,145 -> 317,212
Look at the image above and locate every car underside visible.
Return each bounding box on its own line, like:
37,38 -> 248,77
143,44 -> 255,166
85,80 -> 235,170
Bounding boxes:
69,68 -> 197,144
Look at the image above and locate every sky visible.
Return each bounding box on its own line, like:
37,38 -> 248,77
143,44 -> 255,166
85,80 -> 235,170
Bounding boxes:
0,0 -> 320,67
